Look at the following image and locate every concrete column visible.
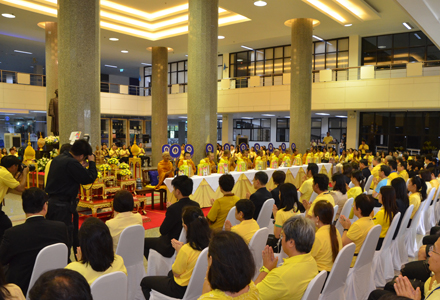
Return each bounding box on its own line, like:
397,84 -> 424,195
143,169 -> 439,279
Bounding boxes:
58,0 -> 100,147
187,0 -> 218,164
221,114 -> 233,145
349,35 -> 361,80
44,22 -> 58,135
151,47 -> 168,165
139,66 -> 145,96
289,18 -> 313,153
346,111 -> 360,149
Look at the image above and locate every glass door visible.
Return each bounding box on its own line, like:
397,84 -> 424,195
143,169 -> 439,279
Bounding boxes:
111,119 -> 127,147
101,118 -> 110,146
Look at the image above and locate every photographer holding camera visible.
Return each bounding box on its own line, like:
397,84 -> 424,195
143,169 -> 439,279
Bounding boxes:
0,156 -> 29,243
45,140 -> 97,257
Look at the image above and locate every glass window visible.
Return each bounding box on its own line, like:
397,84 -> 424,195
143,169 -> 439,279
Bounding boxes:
393,48 -> 409,64
410,32 -> 426,47
178,62 -> 185,71
394,33 -> 409,48
362,51 -> 376,65
217,55 -> 223,66
338,52 -> 349,68
315,41 -> 325,54
427,45 -> 440,61
256,61 -> 264,75
177,72 -> 184,83
339,39 -> 349,51
171,63 -> 177,72
265,60 -> 273,74
256,50 -> 264,61
265,48 -> 273,60
284,46 -> 291,57
326,53 -> 337,69
283,58 -> 291,73
275,47 -> 283,58
327,40 -> 337,52
377,35 -> 392,49
362,37 -> 377,51
377,50 -> 392,65
274,58 -> 283,73
315,54 -> 325,70
410,47 -> 426,62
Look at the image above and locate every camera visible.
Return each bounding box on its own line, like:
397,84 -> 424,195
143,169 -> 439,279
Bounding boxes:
18,163 -> 36,173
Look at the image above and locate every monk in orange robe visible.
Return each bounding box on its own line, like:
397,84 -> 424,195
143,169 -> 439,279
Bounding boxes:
155,152 -> 175,189
177,152 -> 196,175
202,152 -> 217,173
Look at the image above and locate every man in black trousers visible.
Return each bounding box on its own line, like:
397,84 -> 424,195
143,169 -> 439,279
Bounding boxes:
246,171 -> 272,220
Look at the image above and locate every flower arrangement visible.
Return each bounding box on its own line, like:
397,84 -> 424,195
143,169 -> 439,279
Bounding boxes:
50,148 -> 58,159
97,172 -> 102,179
44,136 -> 59,145
37,157 -> 50,172
99,164 -> 111,172
119,169 -> 132,177
118,163 -> 129,170
107,158 -> 119,165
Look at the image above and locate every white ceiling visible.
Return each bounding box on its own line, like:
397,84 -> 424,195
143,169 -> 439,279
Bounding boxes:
0,0 -> 432,78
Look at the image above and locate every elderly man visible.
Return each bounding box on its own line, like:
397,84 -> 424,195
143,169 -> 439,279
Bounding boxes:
255,216 -> 318,300
155,152 -> 174,189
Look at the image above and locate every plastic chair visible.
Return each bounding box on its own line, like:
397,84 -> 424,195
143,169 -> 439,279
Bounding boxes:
423,187 -> 436,234
115,225 -> 145,300
223,206 -> 238,230
301,271 -> 327,300
150,248 -> 208,300
344,225 -> 381,300
364,175 -> 373,194
429,187 -> 440,227
91,271 -> 128,300
332,205 -> 339,223
348,181 -> 354,188
146,228 -> 186,276
391,205 -> 414,270
256,198 -> 275,228
309,192 -> 318,203
372,212 -> 401,287
406,199 -> 428,257
417,188 -> 436,236
248,227 -> 269,281
297,190 -> 301,202
319,243 -> 356,300
26,243 -> 68,300
336,198 -> 354,236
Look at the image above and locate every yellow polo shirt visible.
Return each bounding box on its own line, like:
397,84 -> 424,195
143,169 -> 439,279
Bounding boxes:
430,179 -> 439,191
172,244 -> 202,286
409,192 -> 421,219
347,186 -> 363,219
371,163 -> 383,189
307,192 -> 335,217
299,177 -> 314,203
359,144 -> 369,155
0,166 -> 20,204
310,225 -> 343,272
274,208 -> 299,229
199,282 -> 260,300
256,253 -> 318,300
398,170 -> 409,182
323,136 -> 333,144
207,195 -> 240,230
387,172 -> 399,185
346,217 -> 375,267
231,219 -> 260,245
373,208 -> 392,238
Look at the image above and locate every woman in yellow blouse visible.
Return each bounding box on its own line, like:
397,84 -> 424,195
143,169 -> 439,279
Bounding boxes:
339,149 -> 347,163
407,176 -> 427,222
346,148 -> 354,162
310,201 -> 342,272
373,186 -> 399,250
141,207 -> 211,299
347,170 -> 365,218
272,183 -> 301,240
352,150 -> 361,163
200,231 -> 259,300
118,144 -> 130,163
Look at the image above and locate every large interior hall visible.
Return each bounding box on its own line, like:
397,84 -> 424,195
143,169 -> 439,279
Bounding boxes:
1,0 -> 440,300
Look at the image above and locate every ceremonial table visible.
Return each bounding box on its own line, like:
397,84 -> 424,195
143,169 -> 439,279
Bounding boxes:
164,163 -> 333,208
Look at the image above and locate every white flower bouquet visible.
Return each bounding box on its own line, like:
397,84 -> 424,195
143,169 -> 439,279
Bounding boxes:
44,136 -> 59,145
37,157 -> 50,172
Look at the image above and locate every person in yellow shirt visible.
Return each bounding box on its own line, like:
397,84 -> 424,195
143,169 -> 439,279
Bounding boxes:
428,168 -> 439,192
109,144 -> 119,158
299,163 -> 319,204
397,161 -> 409,182
207,174 -> 240,230
364,150 -> 374,165
240,149 -> 254,170
178,152 -> 196,175
225,199 -> 260,245
302,149 -> 310,165
255,216 -> 318,300
201,152 -> 217,174
407,176 -> 427,221
373,186 -> 399,250
303,174 -> 335,218
199,231 -> 260,300
141,206 -> 211,299
323,132 -> 333,145
387,160 -> 399,184
118,144 -> 130,164
347,170 -> 365,218
370,157 -> 384,191
9,147 -> 18,157
359,139 -> 369,156
310,201 -> 342,272
272,183 -> 301,240
252,150 -> 265,170
218,150 -> 236,172
339,194 -> 375,267
339,149 -> 347,163
270,149 -> 281,168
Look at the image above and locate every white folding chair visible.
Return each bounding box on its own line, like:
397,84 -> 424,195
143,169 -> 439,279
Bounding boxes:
432,187 -> 440,226
424,187 -> 436,234
248,227 -> 269,281
91,271 -> 127,300
146,228 -> 186,276
348,181 -> 354,188
418,188 -> 436,236
26,243 -> 68,300
364,175 -> 373,194
256,198 -> 275,228
344,225 -> 381,300
332,205 -> 339,223
336,198 -> 354,236
429,187 -> 440,227
223,206 -> 238,230
309,192 -> 318,203
406,199 -> 428,257
150,248 -> 209,300
372,212 -> 401,287
391,205 -> 414,270
297,190 -> 302,202
301,271 -> 327,300
319,243 -> 356,300
115,225 -> 145,300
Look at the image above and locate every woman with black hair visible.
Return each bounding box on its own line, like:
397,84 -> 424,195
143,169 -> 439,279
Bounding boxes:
348,170 -> 365,218
199,231 -> 259,300
390,177 -> 409,235
407,176 -> 427,221
0,263 -> 25,300
65,217 -> 127,284
330,173 -> 348,219
141,206 -> 211,300
272,183 -> 301,240
311,201 -> 342,272
373,186 -> 399,250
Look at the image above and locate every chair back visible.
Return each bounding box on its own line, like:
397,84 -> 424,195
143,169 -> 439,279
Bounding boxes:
249,227 -> 269,280
300,271 -> 327,300
178,227 -> 187,244
297,190 -> 301,203
378,213 -> 400,253
332,205 -> 339,223
90,271 -> 127,300
310,192 -> 318,203
116,225 -> 144,267
182,248 -> 209,300
336,198 -> 354,236
353,225 -> 381,270
419,188 -> 436,235
348,182 -> 354,188
256,198 -> 275,228
364,175 -> 374,193
394,205 -> 413,240
321,243 -> 356,298
223,206 -> 238,229
26,243 -> 68,299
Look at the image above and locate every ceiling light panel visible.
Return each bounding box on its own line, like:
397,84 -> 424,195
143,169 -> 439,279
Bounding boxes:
333,0 -> 380,21
4,0 -> 250,41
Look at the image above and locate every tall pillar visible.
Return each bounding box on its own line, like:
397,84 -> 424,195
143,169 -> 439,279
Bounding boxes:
349,35 -> 361,80
58,0 -> 100,147
187,0 -> 218,163
221,114 -> 233,146
151,47 -> 168,165
346,111 -> 360,149
44,22 -> 58,135
289,18 -> 313,153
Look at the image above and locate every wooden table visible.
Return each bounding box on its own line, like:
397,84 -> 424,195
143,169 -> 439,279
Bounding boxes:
135,187 -> 166,210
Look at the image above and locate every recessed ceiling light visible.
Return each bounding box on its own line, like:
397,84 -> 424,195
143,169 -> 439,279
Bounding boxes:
254,0 -> 267,6
218,35 -> 225,39
237,59 -> 243,62
315,113 -> 330,116
109,37 -> 119,41
336,115 -> 347,118
141,63 -> 151,66
121,50 -> 128,53
14,50 -> 32,55
105,64 -> 118,68
403,22 -> 413,30
344,23 -> 352,27
262,114 -> 275,116
378,46 -> 386,49
284,116 -> 290,118
2,13 -> 15,18
241,45 -> 254,50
